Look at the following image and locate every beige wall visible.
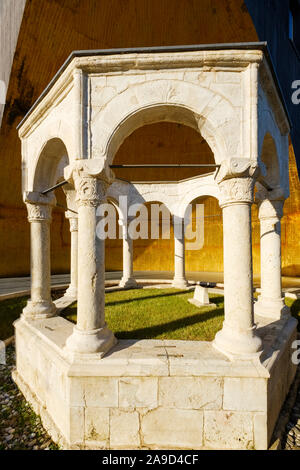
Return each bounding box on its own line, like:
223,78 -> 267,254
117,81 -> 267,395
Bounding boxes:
0,0 -> 299,278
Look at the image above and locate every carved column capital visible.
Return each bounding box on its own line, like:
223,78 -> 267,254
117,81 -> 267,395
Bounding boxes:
75,175 -> 107,207
255,186 -> 285,221
64,159 -> 114,208
26,203 -> 53,222
24,192 -> 55,222
215,158 -> 259,208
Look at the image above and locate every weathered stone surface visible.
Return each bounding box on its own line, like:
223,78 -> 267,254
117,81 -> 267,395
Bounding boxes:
69,377 -> 118,407
141,408 -> 203,449
119,377 -> 158,409
253,412 -> 268,450
204,411 -> 253,449
84,407 -> 109,446
110,409 -> 140,448
223,377 -> 267,412
159,377 -> 222,410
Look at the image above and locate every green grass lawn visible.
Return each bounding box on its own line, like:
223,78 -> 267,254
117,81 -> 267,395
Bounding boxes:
0,289 -> 299,342
63,288 -> 225,341
0,296 -> 29,340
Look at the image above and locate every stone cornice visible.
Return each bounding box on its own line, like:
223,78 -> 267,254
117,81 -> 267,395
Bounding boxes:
18,46 -> 290,140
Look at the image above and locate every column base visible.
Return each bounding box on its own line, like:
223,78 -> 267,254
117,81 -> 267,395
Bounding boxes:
65,324 -> 117,356
188,298 -> 216,308
22,300 -> 57,319
119,277 -> 138,289
172,278 -> 189,289
254,296 -> 290,320
213,321 -> 262,358
64,285 -> 77,299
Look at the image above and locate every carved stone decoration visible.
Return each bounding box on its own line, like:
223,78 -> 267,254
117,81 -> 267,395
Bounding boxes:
215,158 -> 259,207
26,202 -> 52,222
64,159 -> 114,208
75,175 -> 106,207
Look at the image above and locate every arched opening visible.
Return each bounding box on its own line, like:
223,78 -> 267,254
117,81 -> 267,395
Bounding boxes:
105,120 -> 217,275
132,200 -> 174,272
260,133 -> 280,188
104,198 -> 122,273
113,122 -> 215,182
33,138 -> 72,275
33,138 -> 69,192
184,195 -> 223,279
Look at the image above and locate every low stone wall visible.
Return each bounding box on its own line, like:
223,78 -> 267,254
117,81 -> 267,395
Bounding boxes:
13,315 -> 297,449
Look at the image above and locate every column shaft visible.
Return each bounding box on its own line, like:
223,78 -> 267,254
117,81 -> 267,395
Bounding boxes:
23,201 -> 56,318
172,217 -> 188,288
77,203 -> 104,331
213,158 -> 262,357
119,221 -> 137,288
254,197 -> 289,319
65,173 -> 116,356
65,217 -> 78,298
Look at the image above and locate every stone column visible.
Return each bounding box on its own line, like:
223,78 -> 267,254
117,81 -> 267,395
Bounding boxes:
172,216 -> 188,288
119,218 -> 137,288
65,213 -> 78,299
213,158 -> 262,357
22,193 -> 56,319
254,189 -> 289,319
65,161 -> 116,356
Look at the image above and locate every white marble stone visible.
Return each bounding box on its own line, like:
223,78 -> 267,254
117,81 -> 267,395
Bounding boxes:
15,46 -> 293,451
188,285 -> 216,307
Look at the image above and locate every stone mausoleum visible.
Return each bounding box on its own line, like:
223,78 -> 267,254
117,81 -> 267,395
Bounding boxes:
13,44 -> 297,449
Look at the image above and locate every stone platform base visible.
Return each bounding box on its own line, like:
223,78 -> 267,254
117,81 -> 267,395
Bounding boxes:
13,314 -> 297,449
188,298 -> 216,308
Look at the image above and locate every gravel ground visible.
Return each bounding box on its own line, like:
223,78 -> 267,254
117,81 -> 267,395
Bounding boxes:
282,369 -> 300,450
0,343 -> 300,450
0,345 -> 59,450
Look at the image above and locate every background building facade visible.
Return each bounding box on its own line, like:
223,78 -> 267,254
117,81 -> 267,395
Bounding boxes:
0,0 -> 299,278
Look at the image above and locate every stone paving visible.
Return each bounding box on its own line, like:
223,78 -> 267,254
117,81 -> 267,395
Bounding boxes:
0,342 -> 299,450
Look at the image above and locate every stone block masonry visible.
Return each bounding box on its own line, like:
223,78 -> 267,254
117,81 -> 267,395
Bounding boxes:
13,314 -> 297,449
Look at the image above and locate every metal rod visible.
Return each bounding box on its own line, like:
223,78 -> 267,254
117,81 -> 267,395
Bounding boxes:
110,164 -> 220,168
41,180 -> 68,195
56,203 -> 78,215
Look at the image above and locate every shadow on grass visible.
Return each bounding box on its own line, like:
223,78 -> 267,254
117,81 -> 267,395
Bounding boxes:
114,307 -> 224,339
105,289 -> 190,307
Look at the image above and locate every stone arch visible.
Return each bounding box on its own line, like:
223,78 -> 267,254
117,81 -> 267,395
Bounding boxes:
183,193 -> 223,273
129,185 -> 174,216
106,196 -> 124,220
177,179 -> 220,219
32,137 -> 69,192
24,115 -> 76,192
258,132 -> 280,188
91,80 -> 238,166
